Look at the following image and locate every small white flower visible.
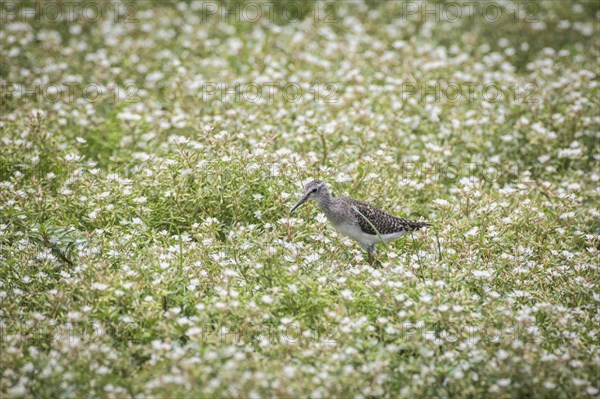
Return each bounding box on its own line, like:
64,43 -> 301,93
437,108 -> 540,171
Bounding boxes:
304,253 -> 319,263
586,386 -> 599,395
464,226 -> 479,237
472,270 -> 492,278
432,198 -> 451,208
572,378 -> 587,386
496,349 -> 509,360
92,282 -> 108,290
420,294 -> 433,303
8,385 -> 27,397
497,378 -> 511,387
341,289 -> 354,300
538,155 -> 551,163
315,213 -> 327,224
264,246 -> 277,257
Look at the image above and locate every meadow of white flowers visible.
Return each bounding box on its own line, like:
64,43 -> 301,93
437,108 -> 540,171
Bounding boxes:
1,1 -> 599,397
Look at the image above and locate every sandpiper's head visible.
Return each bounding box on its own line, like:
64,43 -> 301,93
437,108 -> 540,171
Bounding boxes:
290,179 -> 330,213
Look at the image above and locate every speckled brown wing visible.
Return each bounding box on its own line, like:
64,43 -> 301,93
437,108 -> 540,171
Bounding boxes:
343,198 -> 430,236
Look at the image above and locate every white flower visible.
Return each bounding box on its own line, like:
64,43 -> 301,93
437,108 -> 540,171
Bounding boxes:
315,213 -> 327,224
558,147 -> 582,159
497,378 -> 511,387
472,270 -> 492,278
8,384 -> 27,396
464,226 -> 479,237
92,282 -> 108,290
146,71 -> 164,82
304,253 -> 319,263
264,246 -> 277,257
572,378 -> 587,386
117,111 -> 142,121
420,294 -> 433,303
538,155 -> 551,163
341,289 -> 354,300
432,198 -> 451,208
64,153 -> 81,162
587,386 -> 599,395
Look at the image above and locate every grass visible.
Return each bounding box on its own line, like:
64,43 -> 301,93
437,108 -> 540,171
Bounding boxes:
1,0 -> 599,398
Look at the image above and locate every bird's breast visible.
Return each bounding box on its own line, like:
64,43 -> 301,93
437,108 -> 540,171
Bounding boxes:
332,221 -> 357,237
331,221 -> 369,243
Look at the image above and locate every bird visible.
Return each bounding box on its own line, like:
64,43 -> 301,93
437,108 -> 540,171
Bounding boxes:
290,179 -> 430,264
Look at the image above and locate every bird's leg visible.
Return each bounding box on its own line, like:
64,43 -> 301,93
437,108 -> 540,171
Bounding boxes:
367,245 -> 381,268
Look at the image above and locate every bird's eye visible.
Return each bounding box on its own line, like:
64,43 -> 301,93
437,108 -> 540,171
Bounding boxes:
312,188 -> 318,193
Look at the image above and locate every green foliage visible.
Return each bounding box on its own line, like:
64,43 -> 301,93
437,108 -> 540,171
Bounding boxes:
1,1 -> 599,398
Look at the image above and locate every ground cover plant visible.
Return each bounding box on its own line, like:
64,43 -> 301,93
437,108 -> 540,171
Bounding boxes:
0,0 -> 599,397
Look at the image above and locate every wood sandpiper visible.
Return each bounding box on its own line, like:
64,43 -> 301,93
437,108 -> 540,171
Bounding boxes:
291,180 -> 430,264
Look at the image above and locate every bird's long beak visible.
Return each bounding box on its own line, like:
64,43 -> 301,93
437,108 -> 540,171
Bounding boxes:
290,194 -> 309,213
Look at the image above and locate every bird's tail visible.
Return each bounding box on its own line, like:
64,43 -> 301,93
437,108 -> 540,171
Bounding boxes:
408,220 -> 430,231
